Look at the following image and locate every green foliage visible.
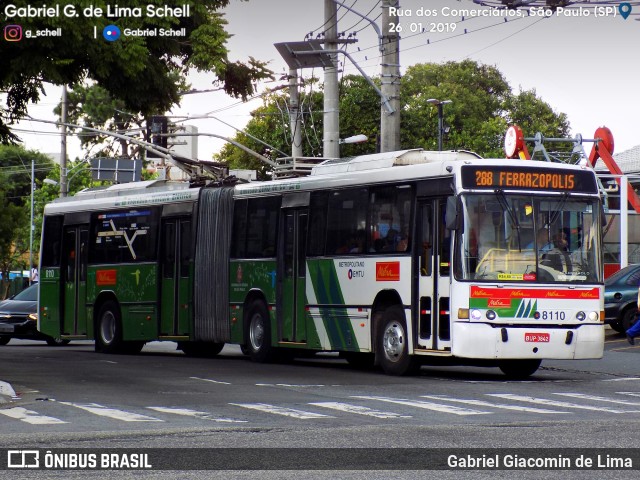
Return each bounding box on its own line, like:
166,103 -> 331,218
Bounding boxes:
0,0 -> 273,144
0,145 -> 56,291
218,61 -> 572,173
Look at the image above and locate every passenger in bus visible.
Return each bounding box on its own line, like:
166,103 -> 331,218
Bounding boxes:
349,230 -> 366,253
381,229 -> 399,251
396,235 -> 409,252
541,231 -> 572,273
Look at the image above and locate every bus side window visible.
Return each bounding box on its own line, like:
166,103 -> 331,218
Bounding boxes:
421,205 -> 432,276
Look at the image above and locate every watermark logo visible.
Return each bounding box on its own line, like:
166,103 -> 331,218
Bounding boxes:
102,25 -> 121,42
8,450 -> 40,469
4,25 -> 22,42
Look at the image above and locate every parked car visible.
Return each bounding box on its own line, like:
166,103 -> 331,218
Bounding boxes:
0,284 -> 70,346
604,264 -> 640,333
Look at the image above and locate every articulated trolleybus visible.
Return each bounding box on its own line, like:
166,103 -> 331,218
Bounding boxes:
38,149 -> 604,377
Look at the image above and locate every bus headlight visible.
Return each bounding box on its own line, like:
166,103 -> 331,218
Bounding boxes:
470,309 -> 482,321
576,311 -> 586,321
587,311 -> 599,322
486,310 -> 497,320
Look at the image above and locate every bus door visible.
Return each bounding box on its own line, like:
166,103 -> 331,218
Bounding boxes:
160,217 -> 191,336
62,225 -> 89,336
416,198 -> 452,351
277,195 -> 309,344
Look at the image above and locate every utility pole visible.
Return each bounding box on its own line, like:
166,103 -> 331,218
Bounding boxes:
323,0 -> 340,159
380,0 -> 401,152
60,85 -> 68,197
29,158 -> 34,284
289,69 -> 303,158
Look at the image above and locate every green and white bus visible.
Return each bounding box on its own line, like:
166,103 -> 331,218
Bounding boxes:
38,149 -> 604,376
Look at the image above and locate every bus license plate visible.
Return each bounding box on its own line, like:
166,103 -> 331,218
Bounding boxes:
525,333 -> 550,342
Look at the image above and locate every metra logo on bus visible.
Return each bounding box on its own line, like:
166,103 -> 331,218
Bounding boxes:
376,262 -> 400,281
96,269 -> 117,286
488,298 -> 511,308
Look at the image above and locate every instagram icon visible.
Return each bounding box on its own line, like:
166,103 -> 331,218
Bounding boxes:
4,25 -> 22,41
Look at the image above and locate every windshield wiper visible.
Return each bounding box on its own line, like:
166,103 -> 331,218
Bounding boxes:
548,191 -> 570,226
495,189 -> 521,251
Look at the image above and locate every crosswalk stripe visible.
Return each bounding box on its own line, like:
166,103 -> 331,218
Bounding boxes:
230,403 -> 332,419
420,395 -> 569,414
0,407 -> 67,425
486,394 -> 640,413
351,396 -> 490,416
147,407 -> 247,423
58,402 -> 163,422
617,392 -> 640,398
554,393 -> 640,406
309,402 -> 412,419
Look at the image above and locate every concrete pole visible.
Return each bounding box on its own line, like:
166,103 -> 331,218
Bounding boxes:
60,85 -> 68,197
323,0 -> 340,159
289,68 -> 303,158
380,0 -> 401,152
29,158 -> 34,285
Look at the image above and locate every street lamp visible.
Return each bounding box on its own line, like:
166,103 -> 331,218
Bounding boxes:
427,99 -> 452,151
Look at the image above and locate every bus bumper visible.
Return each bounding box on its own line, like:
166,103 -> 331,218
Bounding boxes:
451,322 -> 604,360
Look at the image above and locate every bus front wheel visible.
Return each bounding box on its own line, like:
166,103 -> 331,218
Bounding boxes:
498,359 -> 542,379
95,300 -> 124,354
245,300 -> 274,363
376,306 -> 419,376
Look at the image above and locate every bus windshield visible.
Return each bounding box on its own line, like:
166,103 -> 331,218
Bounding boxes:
457,193 -> 601,283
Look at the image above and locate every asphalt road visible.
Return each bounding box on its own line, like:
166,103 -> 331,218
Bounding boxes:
1,327 -> 639,479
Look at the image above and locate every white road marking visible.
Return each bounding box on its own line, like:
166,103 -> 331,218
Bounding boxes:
554,392 -> 640,406
147,407 -> 247,423
0,407 -> 67,425
486,394 -> 640,413
602,378 -> 640,382
190,376 -> 231,385
617,392 -> 640,397
309,402 -> 412,419
230,403 -> 332,419
59,402 -> 163,422
351,396 -> 490,416
0,381 -> 18,398
420,395 -> 569,414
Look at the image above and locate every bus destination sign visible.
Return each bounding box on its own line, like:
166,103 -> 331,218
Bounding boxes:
461,165 -> 598,194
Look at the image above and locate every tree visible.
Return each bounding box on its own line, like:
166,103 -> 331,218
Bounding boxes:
0,0 -> 273,144
218,61 -> 571,172
0,145 -> 56,297
216,75 -> 382,178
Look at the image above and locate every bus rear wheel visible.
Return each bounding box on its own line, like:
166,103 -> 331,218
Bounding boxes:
95,300 -> 124,354
376,306 -> 419,376
245,300 -> 274,363
498,359 -> 542,379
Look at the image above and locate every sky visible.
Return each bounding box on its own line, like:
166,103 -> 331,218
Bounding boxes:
9,0 -> 640,163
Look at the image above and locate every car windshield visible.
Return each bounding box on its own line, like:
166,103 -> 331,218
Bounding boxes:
605,265 -> 640,286
12,284 -> 37,301
456,193 -> 602,283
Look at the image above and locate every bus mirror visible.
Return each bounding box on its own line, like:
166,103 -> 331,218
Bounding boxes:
445,196 -> 461,231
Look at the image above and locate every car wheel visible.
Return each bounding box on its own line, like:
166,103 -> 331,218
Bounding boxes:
609,321 -> 625,334
621,308 -> 639,332
0,336 -> 10,346
46,337 -> 70,346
